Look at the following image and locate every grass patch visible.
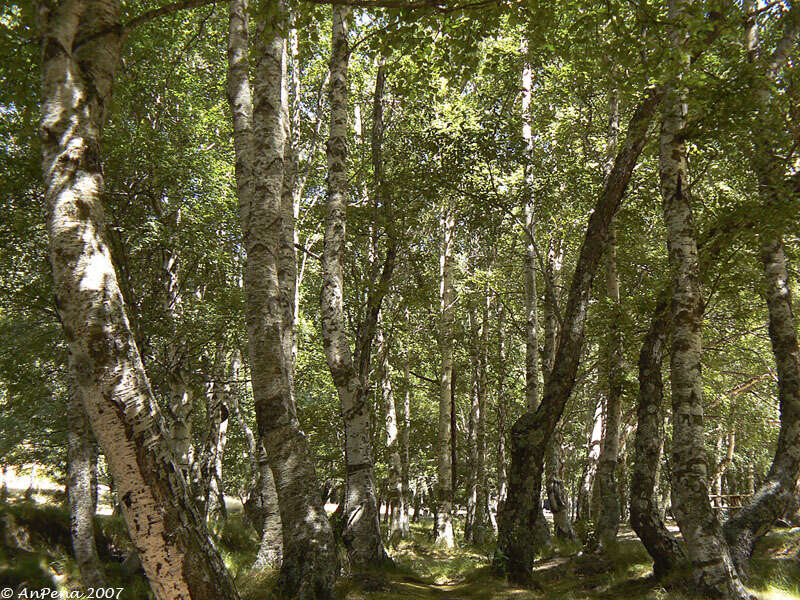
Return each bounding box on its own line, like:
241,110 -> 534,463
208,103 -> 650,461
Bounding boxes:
2,498 -> 800,599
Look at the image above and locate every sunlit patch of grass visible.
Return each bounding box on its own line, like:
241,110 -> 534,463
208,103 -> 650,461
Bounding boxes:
236,567 -> 279,600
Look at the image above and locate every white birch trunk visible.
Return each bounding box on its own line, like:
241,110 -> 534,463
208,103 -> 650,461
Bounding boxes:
39,1 -> 240,597
724,1 -> 800,574
321,5 -> 387,568
595,221 -> 623,549
227,1 -> 337,594
436,202 -> 456,548
67,362 -> 106,589
661,2 -> 750,596
377,322 -> 408,543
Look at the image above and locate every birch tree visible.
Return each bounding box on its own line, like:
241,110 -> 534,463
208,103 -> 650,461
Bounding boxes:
227,0 -> 337,594
495,88 -> 662,582
67,363 -> 106,589
436,201 -> 456,548
320,5 -> 388,567
38,0 -> 240,596
723,1 -> 800,574
659,2 -> 750,596
630,298 -> 685,577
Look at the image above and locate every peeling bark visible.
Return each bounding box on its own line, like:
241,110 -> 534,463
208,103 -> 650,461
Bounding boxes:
39,0 -> 240,596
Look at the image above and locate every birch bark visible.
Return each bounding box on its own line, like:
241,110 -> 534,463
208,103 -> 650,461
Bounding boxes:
67,362 -> 106,589
39,1 -> 240,596
436,201 -> 456,548
321,5 -> 387,567
376,322 -> 408,543
723,1 -> 800,574
496,304 -> 508,504
594,223 -> 623,549
630,298 -> 685,577
542,241 -> 575,541
228,0 -> 337,595
520,49 -> 552,550
660,2 -> 750,595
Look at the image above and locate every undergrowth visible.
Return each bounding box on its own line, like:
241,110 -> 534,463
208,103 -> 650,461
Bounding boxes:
1,497 -> 799,599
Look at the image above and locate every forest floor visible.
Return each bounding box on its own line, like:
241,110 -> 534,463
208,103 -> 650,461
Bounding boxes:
1,492 -> 800,599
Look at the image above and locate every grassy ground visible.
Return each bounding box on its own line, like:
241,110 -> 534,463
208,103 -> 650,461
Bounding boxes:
1,495 -> 799,599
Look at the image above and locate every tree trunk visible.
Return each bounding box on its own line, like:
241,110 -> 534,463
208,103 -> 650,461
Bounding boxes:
494,88 -> 662,582
279,18 -> 300,412
542,240 -> 575,541
520,58 -> 553,547
545,430 -> 575,541
576,393 -> 604,523
401,311 -> 412,526
160,216 -> 193,478
630,298 -> 685,578
227,352 -> 280,563
473,296 -> 489,545
251,451 -> 283,570
465,310 -> 479,543
67,363 -> 106,589
377,323 -> 408,543
496,304 -> 508,504
436,201 -> 456,548
40,1 -> 241,597
594,223 -> 623,550
194,346 -> 230,523
521,50 -> 540,413
228,0 -> 337,595
724,234 -> 800,573
321,6 -> 387,569
660,3 -> 750,595
723,0 -> 800,575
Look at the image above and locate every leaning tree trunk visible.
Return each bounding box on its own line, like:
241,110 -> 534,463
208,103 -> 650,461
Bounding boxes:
494,88 -> 662,582
321,5 -> 387,568
724,235 -> 800,574
723,0 -> 800,576
40,2 -> 241,598
630,298 -> 685,578
519,54 -> 553,549
436,201 -> 456,548
67,363 -> 106,589
660,4 -> 750,596
227,0 -> 337,595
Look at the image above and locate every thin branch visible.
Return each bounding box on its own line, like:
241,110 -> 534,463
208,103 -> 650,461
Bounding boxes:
295,242 -> 322,261
123,0 -> 224,30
